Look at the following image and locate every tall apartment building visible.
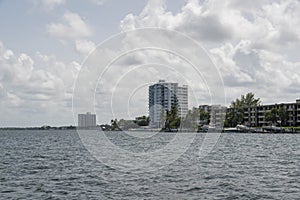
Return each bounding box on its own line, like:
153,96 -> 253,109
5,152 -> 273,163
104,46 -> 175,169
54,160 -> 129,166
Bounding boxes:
78,112 -> 97,128
149,80 -> 188,128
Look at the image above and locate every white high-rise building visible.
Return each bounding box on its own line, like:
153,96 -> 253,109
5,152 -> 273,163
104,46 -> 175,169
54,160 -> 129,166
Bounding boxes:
148,80 -> 188,128
177,85 -> 188,118
78,112 -> 96,128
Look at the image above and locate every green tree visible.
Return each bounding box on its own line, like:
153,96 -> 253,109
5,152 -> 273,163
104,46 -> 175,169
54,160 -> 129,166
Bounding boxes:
225,92 -> 261,127
224,111 -> 235,127
118,119 -> 139,130
278,106 -> 288,126
181,109 -> 193,129
110,119 -> 120,131
134,115 -> 149,126
181,107 -> 208,131
164,106 -> 181,131
199,109 -> 210,125
242,92 -> 261,107
197,108 -> 210,132
265,108 -> 278,125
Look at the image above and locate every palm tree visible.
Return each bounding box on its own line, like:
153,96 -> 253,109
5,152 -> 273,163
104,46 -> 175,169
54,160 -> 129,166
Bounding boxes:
242,92 -> 261,107
164,106 -> 180,131
111,119 -> 120,131
278,106 -> 288,126
265,108 -> 278,126
225,92 -> 260,127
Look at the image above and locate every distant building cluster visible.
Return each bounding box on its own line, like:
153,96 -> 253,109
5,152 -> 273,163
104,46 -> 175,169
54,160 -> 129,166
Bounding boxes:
77,83 -> 300,130
199,105 -> 227,129
148,80 -> 188,128
78,112 -> 96,128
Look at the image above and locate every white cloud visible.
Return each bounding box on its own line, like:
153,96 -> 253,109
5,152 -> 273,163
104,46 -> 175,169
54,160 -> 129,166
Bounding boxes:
75,39 -> 96,55
116,0 -> 300,106
89,0 -> 107,6
0,41 -> 80,126
46,11 -> 93,40
121,0 -> 300,49
42,0 -> 66,8
7,92 -> 24,107
210,40 -> 300,104
31,0 -> 66,10
120,0 -> 233,42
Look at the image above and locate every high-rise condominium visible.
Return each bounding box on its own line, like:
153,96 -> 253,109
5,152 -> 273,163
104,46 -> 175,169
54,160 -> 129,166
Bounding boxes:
148,80 -> 188,128
78,112 -> 96,128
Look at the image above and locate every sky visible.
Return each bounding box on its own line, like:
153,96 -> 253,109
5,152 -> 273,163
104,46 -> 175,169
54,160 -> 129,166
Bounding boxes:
0,0 -> 300,127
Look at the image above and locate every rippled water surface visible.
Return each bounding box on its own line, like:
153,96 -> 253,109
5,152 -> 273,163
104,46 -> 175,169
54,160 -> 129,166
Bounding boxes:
1,130 -> 299,199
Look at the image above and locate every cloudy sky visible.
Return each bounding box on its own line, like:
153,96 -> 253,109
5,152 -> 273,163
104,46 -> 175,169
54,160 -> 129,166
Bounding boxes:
0,0 -> 300,127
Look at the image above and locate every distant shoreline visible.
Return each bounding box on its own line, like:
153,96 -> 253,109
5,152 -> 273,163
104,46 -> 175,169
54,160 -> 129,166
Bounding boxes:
0,127 -> 299,134
0,126 -> 76,130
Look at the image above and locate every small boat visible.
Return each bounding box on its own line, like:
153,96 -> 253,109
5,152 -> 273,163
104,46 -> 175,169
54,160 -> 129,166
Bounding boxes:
224,125 -> 256,133
223,127 -> 239,133
262,126 -> 284,133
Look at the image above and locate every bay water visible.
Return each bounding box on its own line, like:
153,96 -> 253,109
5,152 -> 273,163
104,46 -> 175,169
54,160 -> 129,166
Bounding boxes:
1,130 -> 299,199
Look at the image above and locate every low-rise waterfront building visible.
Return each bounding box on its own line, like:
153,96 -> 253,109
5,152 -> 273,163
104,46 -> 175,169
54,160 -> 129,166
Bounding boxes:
200,99 -> 300,128
199,105 -> 226,129
242,99 -> 300,127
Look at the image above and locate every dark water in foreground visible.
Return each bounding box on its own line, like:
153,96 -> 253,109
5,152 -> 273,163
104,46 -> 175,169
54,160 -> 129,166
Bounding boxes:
0,130 -> 299,199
